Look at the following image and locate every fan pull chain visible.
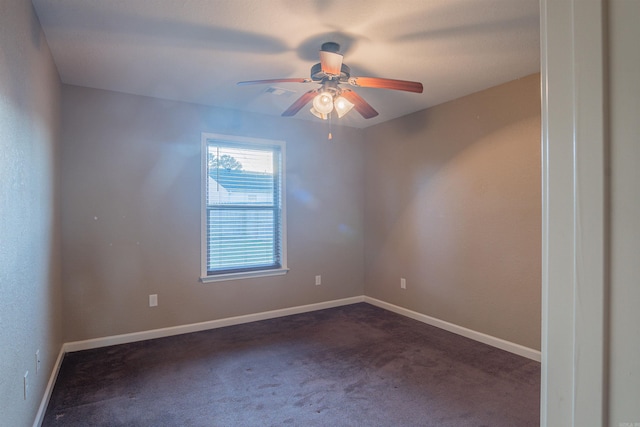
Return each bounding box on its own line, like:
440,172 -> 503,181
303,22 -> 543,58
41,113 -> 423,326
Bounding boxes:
328,111 -> 333,140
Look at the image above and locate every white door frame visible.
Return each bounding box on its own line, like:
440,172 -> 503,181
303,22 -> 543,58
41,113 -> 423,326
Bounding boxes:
540,0 -> 607,425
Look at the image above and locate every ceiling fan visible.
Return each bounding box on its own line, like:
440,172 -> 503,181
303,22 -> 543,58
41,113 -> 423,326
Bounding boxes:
237,42 -> 423,120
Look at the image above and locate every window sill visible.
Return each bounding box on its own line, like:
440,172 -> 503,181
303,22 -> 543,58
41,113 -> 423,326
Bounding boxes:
200,268 -> 289,283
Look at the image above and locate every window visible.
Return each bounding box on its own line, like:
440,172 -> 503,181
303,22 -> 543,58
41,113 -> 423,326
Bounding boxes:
201,134 -> 287,282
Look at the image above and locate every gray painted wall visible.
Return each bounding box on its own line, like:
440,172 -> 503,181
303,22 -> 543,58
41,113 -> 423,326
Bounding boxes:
609,0 -> 640,423
60,85 -> 365,342
363,74 -> 541,350
0,1 -> 63,426
60,77 -> 541,348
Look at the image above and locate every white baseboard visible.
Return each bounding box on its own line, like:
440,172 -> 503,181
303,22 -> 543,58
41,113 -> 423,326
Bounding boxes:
364,297 -> 541,362
33,346 -> 65,427
61,294 -> 539,359
63,296 -> 365,353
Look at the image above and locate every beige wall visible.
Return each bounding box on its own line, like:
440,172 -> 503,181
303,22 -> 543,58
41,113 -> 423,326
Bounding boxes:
608,0 -> 640,423
0,1 -> 63,425
363,74 -> 541,350
60,75 -> 541,349
60,85 -> 365,342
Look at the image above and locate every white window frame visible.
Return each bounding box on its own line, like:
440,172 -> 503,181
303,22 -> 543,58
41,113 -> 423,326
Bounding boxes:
200,133 -> 288,283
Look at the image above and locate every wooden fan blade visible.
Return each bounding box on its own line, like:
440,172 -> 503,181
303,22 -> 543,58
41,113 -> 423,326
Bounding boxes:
237,78 -> 311,86
348,77 -> 423,93
340,89 -> 379,119
282,90 -> 318,117
319,51 -> 343,76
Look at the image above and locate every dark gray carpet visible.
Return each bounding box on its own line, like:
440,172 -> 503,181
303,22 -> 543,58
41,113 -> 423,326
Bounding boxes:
43,303 -> 540,426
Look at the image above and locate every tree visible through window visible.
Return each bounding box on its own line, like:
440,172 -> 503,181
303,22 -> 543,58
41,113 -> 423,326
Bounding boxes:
202,134 -> 286,280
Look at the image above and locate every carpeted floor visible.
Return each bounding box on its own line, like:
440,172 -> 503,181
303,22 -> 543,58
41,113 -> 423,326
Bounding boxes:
43,303 -> 540,426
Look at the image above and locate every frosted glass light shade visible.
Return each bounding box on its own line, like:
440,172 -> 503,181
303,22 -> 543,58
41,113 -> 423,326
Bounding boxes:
312,92 -> 334,114
310,107 -> 328,120
334,96 -> 354,118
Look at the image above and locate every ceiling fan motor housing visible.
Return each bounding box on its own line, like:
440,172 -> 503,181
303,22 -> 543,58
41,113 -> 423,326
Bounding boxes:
310,63 -> 351,82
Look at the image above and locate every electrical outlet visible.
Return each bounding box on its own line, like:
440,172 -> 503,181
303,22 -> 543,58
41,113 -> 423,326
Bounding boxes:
400,278 -> 407,290
23,371 -> 29,400
149,294 -> 158,307
315,275 -> 322,286
35,350 -> 41,374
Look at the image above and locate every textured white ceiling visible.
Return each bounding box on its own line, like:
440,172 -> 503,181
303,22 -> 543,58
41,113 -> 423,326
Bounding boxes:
32,0 -> 540,128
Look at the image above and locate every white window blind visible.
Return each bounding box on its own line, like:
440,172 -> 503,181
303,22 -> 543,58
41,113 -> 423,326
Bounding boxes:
203,137 -> 285,277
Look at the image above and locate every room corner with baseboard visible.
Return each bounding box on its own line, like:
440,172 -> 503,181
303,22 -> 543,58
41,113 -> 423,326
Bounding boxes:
35,296 -> 541,426
40,303 -> 541,426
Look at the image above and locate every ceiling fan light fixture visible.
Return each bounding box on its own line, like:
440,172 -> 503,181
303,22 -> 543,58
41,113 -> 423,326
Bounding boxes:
238,42 -> 419,121
310,107 -> 328,120
312,92 -> 334,114
334,95 -> 354,118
